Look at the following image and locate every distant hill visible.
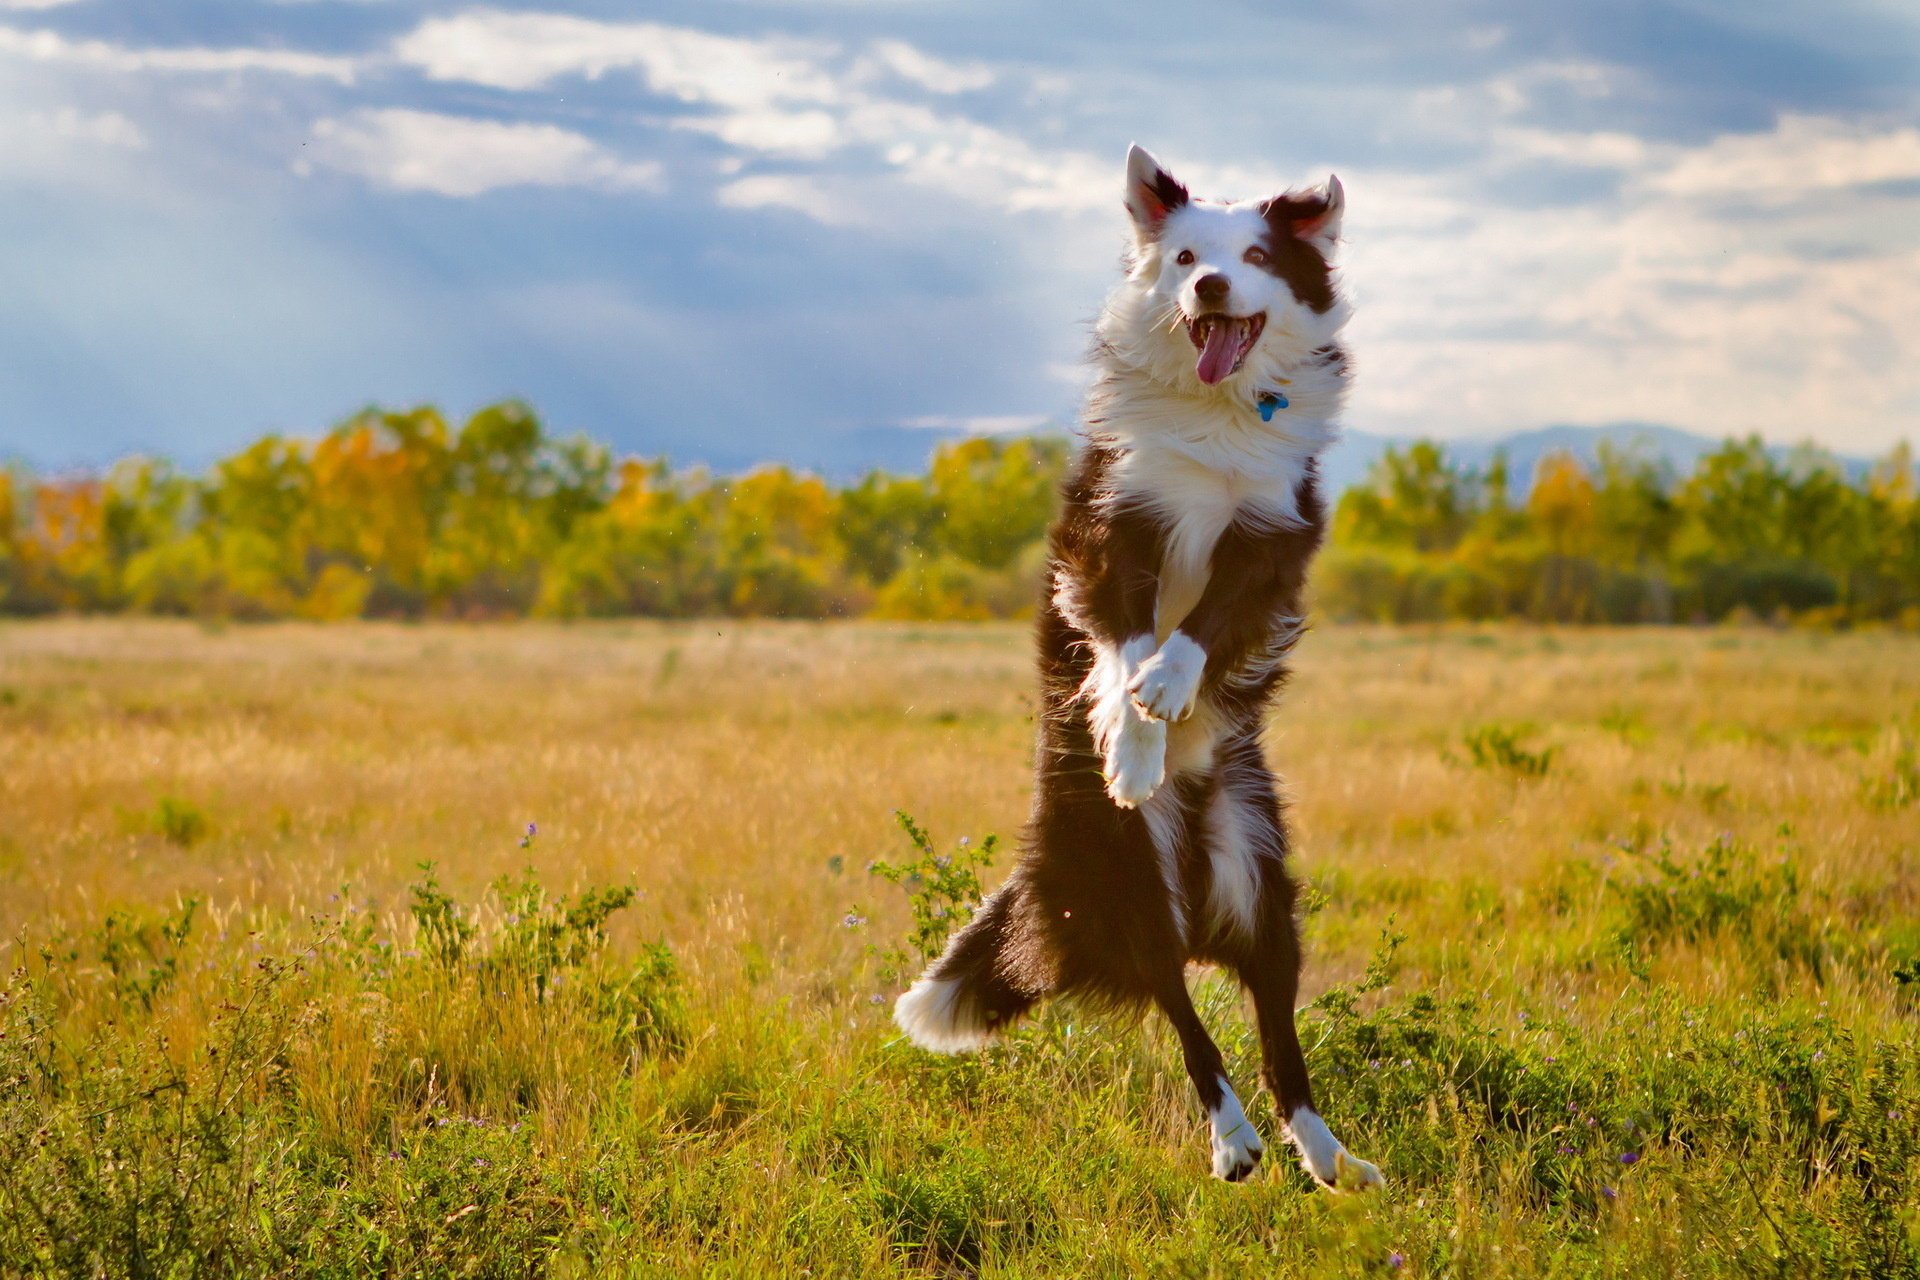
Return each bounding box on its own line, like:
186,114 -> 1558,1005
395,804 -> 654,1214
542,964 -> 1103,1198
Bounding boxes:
1319,422 -> 1745,496
819,420 -> 1880,492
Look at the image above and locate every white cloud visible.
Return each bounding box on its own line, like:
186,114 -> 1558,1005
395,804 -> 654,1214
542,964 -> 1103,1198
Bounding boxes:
1339,115 -> 1920,448
679,107 -> 840,157
29,105 -> 144,148
1652,113 -> 1920,202
0,0 -> 83,9
0,25 -> 359,81
716,174 -> 861,224
858,39 -> 992,94
302,109 -> 663,197
391,10 -> 1108,217
394,10 -> 838,107
900,414 -> 1054,434
1492,126 -> 1655,169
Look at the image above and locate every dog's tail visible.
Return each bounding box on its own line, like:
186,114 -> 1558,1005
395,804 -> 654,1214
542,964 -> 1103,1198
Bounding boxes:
894,876 -> 1043,1053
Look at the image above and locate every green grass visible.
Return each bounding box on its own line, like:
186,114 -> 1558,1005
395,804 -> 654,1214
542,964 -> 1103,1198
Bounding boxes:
1,620 -> 1918,1276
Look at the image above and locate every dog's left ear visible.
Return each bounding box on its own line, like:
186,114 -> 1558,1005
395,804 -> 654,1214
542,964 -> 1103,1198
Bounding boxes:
1264,175 -> 1344,254
1124,143 -> 1189,239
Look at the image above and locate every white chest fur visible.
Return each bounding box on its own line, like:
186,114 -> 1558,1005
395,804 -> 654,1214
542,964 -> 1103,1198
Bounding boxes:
1104,430 -> 1318,641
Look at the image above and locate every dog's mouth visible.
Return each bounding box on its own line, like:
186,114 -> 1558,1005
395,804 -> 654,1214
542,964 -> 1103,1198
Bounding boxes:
1185,311 -> 1266,385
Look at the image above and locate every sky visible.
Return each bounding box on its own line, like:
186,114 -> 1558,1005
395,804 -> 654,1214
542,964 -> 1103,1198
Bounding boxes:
1,0 -> 1917,474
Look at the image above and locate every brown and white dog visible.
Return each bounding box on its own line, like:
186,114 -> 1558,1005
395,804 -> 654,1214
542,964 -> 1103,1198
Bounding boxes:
896,144 -> 1380,1190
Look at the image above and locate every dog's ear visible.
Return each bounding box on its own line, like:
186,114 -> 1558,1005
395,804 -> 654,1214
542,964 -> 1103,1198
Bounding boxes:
1264,175 -> 1344,254
1124,144 -> 1189,239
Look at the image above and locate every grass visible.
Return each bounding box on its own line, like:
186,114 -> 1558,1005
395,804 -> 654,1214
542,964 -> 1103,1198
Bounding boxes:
1,618 -> 1918,1277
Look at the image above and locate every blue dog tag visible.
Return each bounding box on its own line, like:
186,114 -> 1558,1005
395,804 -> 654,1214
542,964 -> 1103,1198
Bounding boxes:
1257,392 -> 1289,421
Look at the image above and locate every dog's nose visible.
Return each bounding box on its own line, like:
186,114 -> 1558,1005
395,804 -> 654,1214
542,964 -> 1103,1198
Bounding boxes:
1193,273 -> 1231,305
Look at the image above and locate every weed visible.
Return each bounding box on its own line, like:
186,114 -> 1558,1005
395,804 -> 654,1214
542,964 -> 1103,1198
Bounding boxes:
862,811 -> 997,986
149,795 -> 210,847
90,896 -> 200,1011
1462,724 -> 1557,777
1608,834 -> 1823,976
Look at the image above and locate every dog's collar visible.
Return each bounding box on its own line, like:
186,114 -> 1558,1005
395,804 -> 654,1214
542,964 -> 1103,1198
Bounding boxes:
1256,390 -> 1290,421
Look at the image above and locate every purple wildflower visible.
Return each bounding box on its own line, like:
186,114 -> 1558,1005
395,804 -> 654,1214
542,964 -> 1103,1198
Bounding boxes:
1619,1151 -> 1639,1165
1602,1185 -> 1617,1200
1388,1252 -> 1405,1269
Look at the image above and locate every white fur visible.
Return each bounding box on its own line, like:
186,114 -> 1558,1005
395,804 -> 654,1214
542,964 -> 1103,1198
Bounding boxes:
1209,1076 -> 1264,1180
1082,633 -> 1166,808
1286,1107 -> 1384,1191
1138,781 -> 1188,943
1130,629 -> 1205,722
1203,775 -> 1273,942
894,974 -> 993,1053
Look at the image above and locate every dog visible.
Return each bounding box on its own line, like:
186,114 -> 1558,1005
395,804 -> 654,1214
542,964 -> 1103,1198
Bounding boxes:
895,144 -> 1380,1190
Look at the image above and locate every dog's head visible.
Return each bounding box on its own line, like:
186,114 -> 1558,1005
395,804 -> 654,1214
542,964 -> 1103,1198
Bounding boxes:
1103,144 -> 1344,391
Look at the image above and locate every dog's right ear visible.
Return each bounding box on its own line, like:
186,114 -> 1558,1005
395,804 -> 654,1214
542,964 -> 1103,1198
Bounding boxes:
1124,144 -> 1188,239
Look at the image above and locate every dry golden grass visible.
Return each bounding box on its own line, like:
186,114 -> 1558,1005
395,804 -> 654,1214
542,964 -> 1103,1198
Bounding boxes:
4,620 -> 1914,994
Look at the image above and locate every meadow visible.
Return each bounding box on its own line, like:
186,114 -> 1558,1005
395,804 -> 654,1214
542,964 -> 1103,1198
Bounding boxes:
2,619 -> 1918,1277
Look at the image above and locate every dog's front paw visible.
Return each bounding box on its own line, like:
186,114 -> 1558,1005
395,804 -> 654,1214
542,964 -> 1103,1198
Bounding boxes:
1104,715 -> 1166,808
1128,631 -> 1205,723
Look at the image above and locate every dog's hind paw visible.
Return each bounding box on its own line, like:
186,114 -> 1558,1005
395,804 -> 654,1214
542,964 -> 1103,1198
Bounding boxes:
1286,1107 -> 1384,1193
1103,716 -> 1166,808
1332,1150 -> 1385,1192
1209,1081 -> 1264,1182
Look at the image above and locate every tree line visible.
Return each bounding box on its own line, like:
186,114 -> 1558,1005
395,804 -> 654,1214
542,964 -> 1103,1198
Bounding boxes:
3,401 -> 1916,625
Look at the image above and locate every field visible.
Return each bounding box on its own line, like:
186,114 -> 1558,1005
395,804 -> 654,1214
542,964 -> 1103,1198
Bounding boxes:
2,619 -> 1919,1277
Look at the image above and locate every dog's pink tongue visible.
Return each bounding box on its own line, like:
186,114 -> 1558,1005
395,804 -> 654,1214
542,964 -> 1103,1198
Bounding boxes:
1195,319 -> 1241,385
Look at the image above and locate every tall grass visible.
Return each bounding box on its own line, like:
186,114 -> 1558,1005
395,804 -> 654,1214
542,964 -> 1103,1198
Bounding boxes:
2,620 -> 1918,1276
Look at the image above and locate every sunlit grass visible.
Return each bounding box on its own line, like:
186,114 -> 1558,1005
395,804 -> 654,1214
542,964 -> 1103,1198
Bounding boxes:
2,619 -> 1918,1276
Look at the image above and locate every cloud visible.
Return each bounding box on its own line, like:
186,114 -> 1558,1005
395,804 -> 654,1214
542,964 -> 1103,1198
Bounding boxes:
900,414 -> 1054,434
394,10 -> 838,106
391,10 -> 1107,217
29,105 -> 144,147
1339,112 -> 1920,446
0,0 -> 83,9
716,174 -> 861,224
302,109 -> 664,197
1492,126 -> 1654,169
857,39 -> 992,94
1652,113 -> 1920,202
0,24 -> 360,81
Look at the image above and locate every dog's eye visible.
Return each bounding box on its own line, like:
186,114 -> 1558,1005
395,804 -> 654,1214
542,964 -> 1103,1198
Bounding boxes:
1175,249 -> 1195,266
1243,245 -> 1270,266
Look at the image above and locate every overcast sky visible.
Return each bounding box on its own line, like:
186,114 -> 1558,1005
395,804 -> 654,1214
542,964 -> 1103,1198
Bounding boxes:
2,0 -> 1916,472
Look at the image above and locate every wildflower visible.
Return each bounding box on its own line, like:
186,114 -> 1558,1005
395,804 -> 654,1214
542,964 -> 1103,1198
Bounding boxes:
869,994 -> 885,1005
1601,1185 -> 1617,1200
520,822 -> 537,849
842,912 -> 866,929
1388,1253 -> 1405,1269
1619,1151 -> 1639,1165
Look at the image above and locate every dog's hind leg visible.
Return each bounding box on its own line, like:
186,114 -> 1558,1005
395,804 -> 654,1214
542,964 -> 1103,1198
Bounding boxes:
894,869 -> 1044,1053
1224,769 -> 1384,1191
1150,967 -> 1265,1181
